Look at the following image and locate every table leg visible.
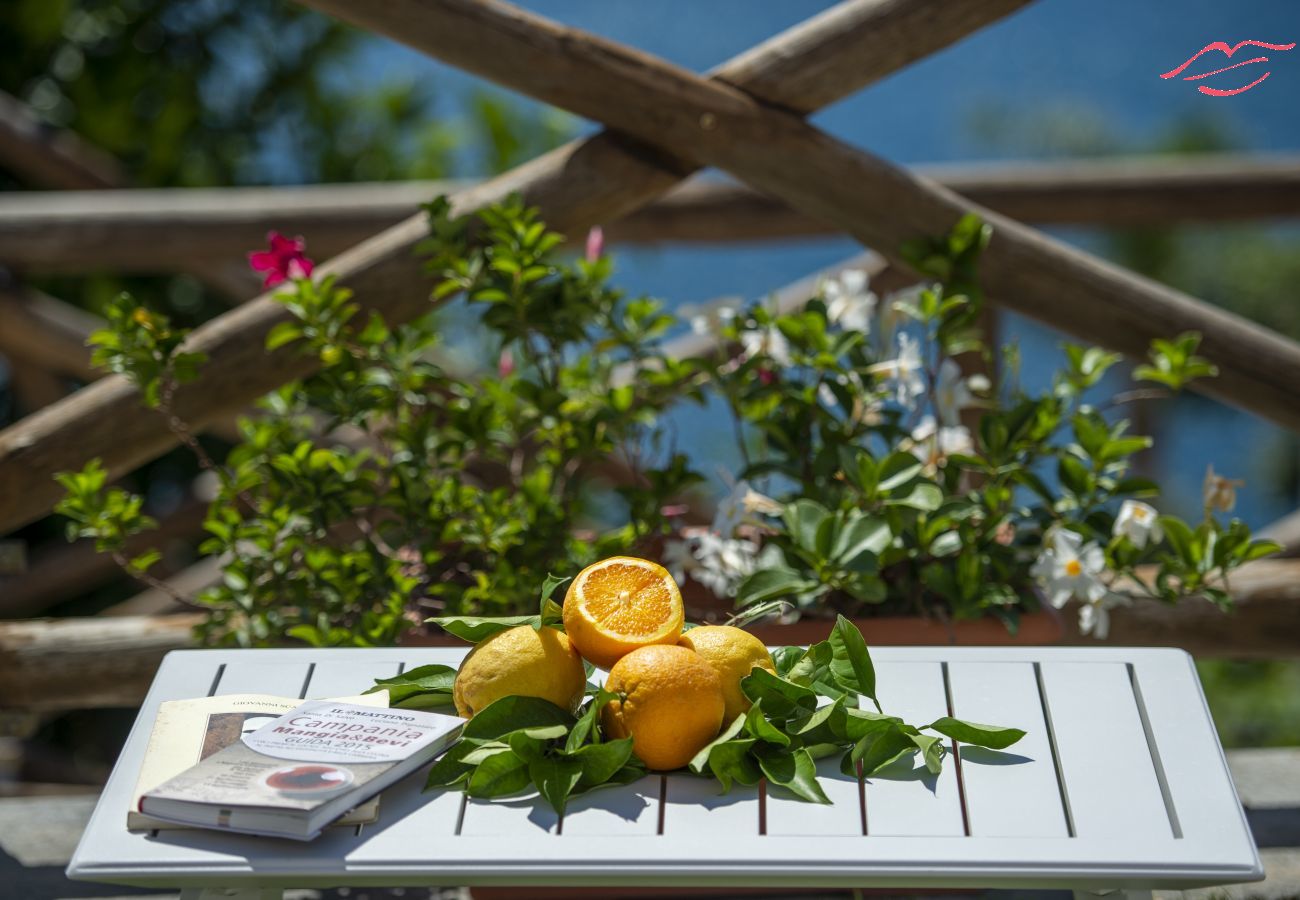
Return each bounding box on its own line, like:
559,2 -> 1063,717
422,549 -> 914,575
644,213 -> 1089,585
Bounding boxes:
178,889 -> 283,900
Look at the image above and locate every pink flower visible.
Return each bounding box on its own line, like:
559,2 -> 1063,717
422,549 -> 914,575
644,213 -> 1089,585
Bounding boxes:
585,226 -> 604,263
758,367 -> 778,386
248,232 -> 314,288
497,348 -> 515,378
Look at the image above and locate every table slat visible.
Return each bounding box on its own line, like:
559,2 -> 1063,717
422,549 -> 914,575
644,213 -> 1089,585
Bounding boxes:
561,776 -> 661,836
1131,653 -> 1257,860
661,774 -> 759,836
1039,661 -> 1171,839
865,661 -> 965,836
948,661 -> 1069,838
765,755 -> 862,836
460,794 -> 560,836
304,659 -> 402,699
212,660 -> 313,697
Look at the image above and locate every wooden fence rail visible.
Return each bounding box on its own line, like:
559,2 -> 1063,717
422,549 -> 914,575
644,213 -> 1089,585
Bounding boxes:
0,0 -> 1025,536
2,154 -> 1298,273
303,0 -> 1300,440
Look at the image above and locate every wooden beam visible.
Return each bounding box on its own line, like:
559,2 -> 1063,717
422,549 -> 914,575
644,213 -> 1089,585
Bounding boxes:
0,90 -> 125,190
307,0 -> 1300,436
0,90 -> 255,300
0,498 -> 209,618
0,613 -> 202,710
0,0 -> 1023,535
5,154 -> 1296,273
0,283 -> 103,382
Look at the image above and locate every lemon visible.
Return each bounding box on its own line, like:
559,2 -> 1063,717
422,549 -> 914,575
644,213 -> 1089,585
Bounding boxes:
452,625 -> 586,718
678,625 -> 775,722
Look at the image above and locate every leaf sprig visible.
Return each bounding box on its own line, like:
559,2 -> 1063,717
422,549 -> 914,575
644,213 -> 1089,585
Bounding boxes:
372,614 -> 1024,813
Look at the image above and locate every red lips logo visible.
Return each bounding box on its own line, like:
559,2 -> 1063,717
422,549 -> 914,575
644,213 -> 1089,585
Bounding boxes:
1160,39 -> 1296,96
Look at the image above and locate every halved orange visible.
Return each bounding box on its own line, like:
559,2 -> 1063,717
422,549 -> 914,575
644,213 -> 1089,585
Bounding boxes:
562,556 -> 685,669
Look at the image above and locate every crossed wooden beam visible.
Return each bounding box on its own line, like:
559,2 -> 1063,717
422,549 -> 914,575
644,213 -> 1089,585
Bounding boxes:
2,0 -> 1300,540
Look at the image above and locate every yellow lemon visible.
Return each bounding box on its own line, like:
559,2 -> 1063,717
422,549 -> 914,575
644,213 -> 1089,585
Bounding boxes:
452,625 -> 586,718
678,625 -> 775,722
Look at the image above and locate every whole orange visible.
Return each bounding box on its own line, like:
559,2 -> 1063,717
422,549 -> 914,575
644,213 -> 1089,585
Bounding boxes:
601,644 -> 725,771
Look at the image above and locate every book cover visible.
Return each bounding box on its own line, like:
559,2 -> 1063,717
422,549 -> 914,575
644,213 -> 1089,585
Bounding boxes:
139,699 -> 462,839
128,691 -> 386,832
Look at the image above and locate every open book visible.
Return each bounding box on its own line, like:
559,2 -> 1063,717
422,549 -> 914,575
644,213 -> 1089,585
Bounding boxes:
137,699 -> 462,840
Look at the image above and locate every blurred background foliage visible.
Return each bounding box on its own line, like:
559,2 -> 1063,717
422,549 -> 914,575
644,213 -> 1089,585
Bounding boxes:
0,0 -> 1296,750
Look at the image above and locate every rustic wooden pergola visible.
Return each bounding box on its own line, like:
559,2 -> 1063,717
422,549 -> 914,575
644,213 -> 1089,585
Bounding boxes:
3,0 -> 1300,709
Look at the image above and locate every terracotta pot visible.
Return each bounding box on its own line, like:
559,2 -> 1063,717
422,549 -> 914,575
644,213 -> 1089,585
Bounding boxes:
746,606 -> 1064,647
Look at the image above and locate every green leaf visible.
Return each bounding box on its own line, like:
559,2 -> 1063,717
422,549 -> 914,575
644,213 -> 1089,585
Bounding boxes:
707,739 -> 762,793
365,664 -> 458,709
537,573 -> 571,627
878,452 -> 923,493
831,514 -> 891,564
462,696 -> 575,741
567,688 -> 617,751
735,567 -> 818,608
783,499 -> 831,552
1158,516 -> 1196,566
885,481 -> 942,512
467,750 -> 531,798
743,700 -> 791,747
265,321 -> 303,351
424,740 -> 481,789
739,667 -> 818,721
690,712 -> 748,774
572,737 -> 635,787
926,716 -> 1025,750
427,614 -> 539,642
853,724 -> 917,776
911,733 -> 946,774
528,754 -> 584,814
828,615 -> 879,710
841,707 -> 904,742
755,745 -> 830,803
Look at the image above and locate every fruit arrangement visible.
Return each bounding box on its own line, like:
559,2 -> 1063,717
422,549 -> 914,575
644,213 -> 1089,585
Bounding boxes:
366,556 -> 1024,813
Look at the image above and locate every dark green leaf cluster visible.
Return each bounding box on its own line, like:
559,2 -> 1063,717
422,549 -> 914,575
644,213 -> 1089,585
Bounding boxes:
423,693 -> 645,815
692,616 -> 1023,799
53,459 -> 158,574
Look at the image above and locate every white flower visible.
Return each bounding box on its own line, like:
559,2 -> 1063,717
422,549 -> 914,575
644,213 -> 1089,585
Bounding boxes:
1078,592 -> 1130,640
679,297 -> 738,336
907,415 -> 973,470
1030,530 -> 1108,609
933,358 -> 989,427
823,269 -> 876,333
1113,499 -> 1162,548
869,332 -> 925,408
711,479 -> 781,536
663,528 -> 759,598
1203,464 -> 1243,514
739,325 -> 793,368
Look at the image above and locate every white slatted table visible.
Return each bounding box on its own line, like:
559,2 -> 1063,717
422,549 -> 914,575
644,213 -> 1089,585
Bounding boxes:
67,647 -> 1262,898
